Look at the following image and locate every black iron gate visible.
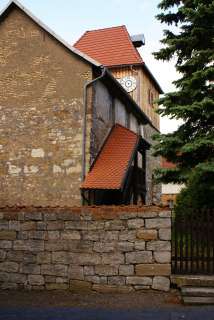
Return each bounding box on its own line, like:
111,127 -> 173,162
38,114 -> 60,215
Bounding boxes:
172,209 -> 214,274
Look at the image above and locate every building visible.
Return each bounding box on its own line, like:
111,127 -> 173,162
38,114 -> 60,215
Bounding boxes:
0,0 -> 162,207
161,159 -> 184,207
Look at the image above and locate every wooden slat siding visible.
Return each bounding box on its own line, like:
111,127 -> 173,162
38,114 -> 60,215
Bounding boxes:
172,209 -> 214,275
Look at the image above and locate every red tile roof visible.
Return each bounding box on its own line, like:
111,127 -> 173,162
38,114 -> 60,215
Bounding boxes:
162,158 -> 176,169
74,25 -> 143,67
81,124 -> 139,190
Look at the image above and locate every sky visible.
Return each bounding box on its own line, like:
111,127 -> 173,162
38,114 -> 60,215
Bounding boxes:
0,0 -> 181,133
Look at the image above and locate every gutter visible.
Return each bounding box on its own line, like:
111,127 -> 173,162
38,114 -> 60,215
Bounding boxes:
81,66 -> 106,182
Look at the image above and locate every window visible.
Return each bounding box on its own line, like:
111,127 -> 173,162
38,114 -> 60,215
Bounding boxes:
148,89 -> 154,107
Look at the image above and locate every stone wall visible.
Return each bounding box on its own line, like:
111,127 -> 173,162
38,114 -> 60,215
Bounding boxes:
0,7 -> 92,207
0,207 -> 171,292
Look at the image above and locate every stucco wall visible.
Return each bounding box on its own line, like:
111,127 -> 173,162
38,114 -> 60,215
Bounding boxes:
0,7 -> 92,207
0,206 -> 171,292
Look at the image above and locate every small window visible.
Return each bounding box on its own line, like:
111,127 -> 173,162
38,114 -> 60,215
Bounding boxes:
148,89 -> 154,106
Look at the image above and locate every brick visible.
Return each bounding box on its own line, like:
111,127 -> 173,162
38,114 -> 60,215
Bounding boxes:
9,221 -> 20,231
105,220 -> 125,230
20,263 -> 40,274
45,240 -> 68,251
134,285 -> 150,290
83,266 -> 94,276
21,222 -> 36,231
146,241 -> 171,251
70,253 -> 101,265
159,228 -> 171,240
68,265 -> 84,280
41,264 -> 68,277
125,251 -> 152,264
119,265 -> 134,276
117,241 -> 134,252
137,229 -> 157,240
88,221 -> 105,230
23,253 -> 37,264
95,265 -> 118,276
70,280 -> 92,292
0,250 -> 6,261
84,276 -> 101,284
158,211 -> 171,218
44,213 -> 56,221
25,212 -> 43,221
102,253 -> 124,265
127,219 -> 144,229
47,221 -> 64,231
0,240 -> 12,249
17,231 -> 28,240
0,221 -> 8,230
108,276 -> 125,286
119,231 -> 136,241
7,272 -> 27,284
14,240 -> 44,252
61,231 -> 81,240
135,264 -> 171,276
47,231 -> 60,240
29,231 -> 45,240
52,252 -> 70,264
126,276 -> 152,285
37,252 -> 51,264
134,241 -> 145,251
0,231 -> 16,240
154,251 -> 171,263
28,275 -> 44,286
65,221 -> 88,230
37,222 -> 46,230
152,276 -> 170,291
93,242 -> 115,253
100,231 -> 119,241
0,261 -> 19,272
92,284 -> 133,294
82,231 -> 99,241
56,277 -> 68,284
145,218 -> 171,229
137,211 -> 158,218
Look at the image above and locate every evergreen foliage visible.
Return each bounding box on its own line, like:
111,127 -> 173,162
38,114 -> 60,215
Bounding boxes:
153,0 -> 214,205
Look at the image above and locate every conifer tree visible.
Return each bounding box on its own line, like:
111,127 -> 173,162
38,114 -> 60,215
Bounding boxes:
153,0 -> 214,197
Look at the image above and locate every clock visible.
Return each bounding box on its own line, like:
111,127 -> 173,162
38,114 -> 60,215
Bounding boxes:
117,76 -> 137,93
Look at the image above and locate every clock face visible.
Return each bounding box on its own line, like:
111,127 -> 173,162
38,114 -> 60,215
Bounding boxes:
118,76 -> 137,93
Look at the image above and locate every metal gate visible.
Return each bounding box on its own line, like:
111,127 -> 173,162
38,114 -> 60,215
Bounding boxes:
172,209 -> 214,274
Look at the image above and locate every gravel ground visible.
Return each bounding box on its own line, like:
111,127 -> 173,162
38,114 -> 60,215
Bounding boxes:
0,289 -> 181,309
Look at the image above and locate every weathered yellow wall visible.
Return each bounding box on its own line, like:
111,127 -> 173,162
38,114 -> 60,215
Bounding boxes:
0,7 -> 92,207
110,66 -> 160,130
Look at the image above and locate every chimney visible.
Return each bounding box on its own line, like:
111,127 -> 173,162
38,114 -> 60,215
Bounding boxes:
131,34 -> 145,48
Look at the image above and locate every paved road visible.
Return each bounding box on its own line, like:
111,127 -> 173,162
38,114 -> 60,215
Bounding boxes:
0,307 -> 214,320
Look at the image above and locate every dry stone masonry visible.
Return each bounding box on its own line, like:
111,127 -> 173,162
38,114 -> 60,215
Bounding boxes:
0,207 -> 171,292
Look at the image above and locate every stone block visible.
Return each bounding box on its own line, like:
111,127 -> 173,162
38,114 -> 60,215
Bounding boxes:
152,276 -> 170,291
135,264 -> 171,276
17,231 -> 28,240
137,211 -> 158,218
105,221 -> 125,231
159,228 -> 171,240
146,241 -> 171,251
0,250 -> 6,261
7,273 -> 27,284
92,284 -> 133,294
23,253 -> 37,264
102,253 -> 124,265
126,276 -> 152,285
0,231 -> 16,240
88,221 -> 105,230
127,219 -> 144,229
56,277 -> 68,284
0,272 -> 9,282
84,275 -> 101,284
21,263 -> 40,274
14,240 -> 44,252
82,231 -> 99,241
119,231 -> 136,241
1,282 -> 18,290
52,252 -> 70,264
45,240 -> 68,251
46,283 -> 68,290
145,218 -> 171,229
47,231 -> 60,240
70,253 -> 101,265
61,231 -> 81,240
37,252 -> 51,264
100,231 -> 119,241
28,275 -> 44,286
125,251 -> 152,264
29,231 -> 45,240
0,261 -> 19,272
134,285 -> 150,290
37,222 -> 46,230
47,221 -> 64,231
154,251 -> 171,263
158,211 -> 171,218
70,280 -> 92,292
25,212 -> 42,221
117,241 -> 134,252
21,222 -> 36,231
75,241 -> 93,252
0,221 -> 8,230
93,242 -> 115,253
41,264 -> 68,277
119,265 -> 134,276
9,221 -> 20,231
65,221 -> 88,230
95,265 -> 118,276
84,266 -> 94,276
68,265 -> 84,280
44,213 -> 56,221
108,276 -> 125,286
137,229 -> 157,240
0,240 -> 12,249
134,241 -> 145,251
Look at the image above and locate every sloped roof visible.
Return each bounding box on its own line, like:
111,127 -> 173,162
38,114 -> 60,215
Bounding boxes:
74,25 -> 143,67
81,124 -> 139,190
0,0 -> 101,68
